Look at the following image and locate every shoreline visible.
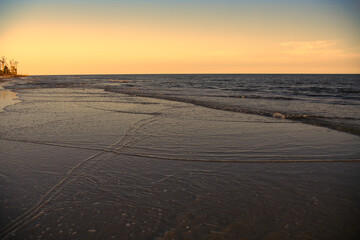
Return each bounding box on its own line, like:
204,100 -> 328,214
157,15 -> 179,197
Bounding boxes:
2,74 -> 360,137
0,79 -> 22,112
0,74 -> 28,82
105,87 -> 360,137
0,86 -> 359,239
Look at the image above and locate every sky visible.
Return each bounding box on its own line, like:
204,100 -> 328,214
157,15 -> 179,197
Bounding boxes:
0,0 -> 359,74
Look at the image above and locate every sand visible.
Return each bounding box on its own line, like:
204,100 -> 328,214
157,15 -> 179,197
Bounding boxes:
0,86 -> 359,239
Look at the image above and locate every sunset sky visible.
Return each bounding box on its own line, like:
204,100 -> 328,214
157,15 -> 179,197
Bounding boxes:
1,0 -> 359,74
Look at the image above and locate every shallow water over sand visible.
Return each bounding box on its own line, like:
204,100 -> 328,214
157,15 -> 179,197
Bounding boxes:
0,83 -> 20,112
0,87 -> 359,239
21,74 -> 360,136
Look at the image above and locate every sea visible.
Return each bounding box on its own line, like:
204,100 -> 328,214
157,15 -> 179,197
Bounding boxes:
1,74 -> 360,239
21,74 -> 360,136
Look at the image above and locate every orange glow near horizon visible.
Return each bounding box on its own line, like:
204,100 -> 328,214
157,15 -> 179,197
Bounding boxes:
1,1 -> 359,74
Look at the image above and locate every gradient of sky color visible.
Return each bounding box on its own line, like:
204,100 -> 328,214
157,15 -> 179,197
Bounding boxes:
1,0 -> 359,74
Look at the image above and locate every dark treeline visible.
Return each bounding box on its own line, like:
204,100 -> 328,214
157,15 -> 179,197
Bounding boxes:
0,56 -> 18,76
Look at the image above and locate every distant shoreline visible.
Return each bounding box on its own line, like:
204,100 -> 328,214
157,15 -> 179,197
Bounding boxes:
0,75 -> 28,82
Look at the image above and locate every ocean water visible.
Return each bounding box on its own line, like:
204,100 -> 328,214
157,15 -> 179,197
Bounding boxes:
1,75 -> 360,239
22,74 -> 360,135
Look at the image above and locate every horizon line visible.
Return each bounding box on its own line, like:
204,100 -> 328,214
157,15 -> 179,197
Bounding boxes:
28,72 -> 360,76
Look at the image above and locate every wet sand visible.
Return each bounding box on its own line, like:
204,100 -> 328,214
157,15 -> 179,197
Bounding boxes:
0,86 -> 359,239
0,82 -> 21,113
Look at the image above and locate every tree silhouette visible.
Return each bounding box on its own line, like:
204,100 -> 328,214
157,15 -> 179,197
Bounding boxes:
0,56 -> 19,76
3,65 -> 10,75
0,56 -> 6,72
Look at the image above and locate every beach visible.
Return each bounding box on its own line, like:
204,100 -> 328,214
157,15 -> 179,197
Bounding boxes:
2,0 -> 360,237
0,78 -> 359,239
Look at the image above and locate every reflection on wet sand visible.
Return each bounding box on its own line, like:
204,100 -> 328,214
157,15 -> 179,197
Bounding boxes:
0,83 -> 20,112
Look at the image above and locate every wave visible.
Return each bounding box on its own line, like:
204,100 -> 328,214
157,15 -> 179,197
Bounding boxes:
222,94 -> 299,101
105,87 -> 360,136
